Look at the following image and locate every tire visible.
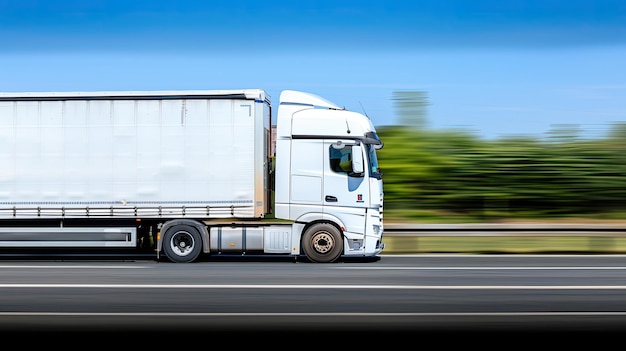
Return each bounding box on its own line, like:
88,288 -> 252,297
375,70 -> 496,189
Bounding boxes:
162,224 -> 202,263
301,223 -> 343,263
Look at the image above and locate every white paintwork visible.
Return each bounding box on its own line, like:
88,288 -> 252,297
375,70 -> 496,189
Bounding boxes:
0,88 -> 384,258
0,89 -> 270,219
273,90 -> 384,257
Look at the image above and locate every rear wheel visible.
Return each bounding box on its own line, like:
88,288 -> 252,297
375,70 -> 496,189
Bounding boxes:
301,223 -> 343,263
162,224 -> 202,263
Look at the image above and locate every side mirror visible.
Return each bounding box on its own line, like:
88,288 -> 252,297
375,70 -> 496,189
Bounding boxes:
351,145 -> 364,174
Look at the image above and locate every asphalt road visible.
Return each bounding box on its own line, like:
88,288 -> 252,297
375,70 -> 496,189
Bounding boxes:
2,254 -> 626,343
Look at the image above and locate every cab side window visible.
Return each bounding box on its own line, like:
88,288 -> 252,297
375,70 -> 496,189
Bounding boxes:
329,146 -> 353,174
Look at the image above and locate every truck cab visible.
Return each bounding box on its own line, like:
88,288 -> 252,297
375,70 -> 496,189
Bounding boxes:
274,90 -> 385,261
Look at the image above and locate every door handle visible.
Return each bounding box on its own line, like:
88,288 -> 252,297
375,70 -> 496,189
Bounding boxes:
325,195 -> 337,202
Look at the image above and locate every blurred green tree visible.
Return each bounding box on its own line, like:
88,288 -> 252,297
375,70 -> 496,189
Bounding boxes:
377,121 -> 626,223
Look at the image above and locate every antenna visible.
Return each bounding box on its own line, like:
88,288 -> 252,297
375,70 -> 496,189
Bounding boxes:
358,101 -> 369,118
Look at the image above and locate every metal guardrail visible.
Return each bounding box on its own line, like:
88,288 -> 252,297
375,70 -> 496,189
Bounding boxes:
383,223 -> 626,237
381,223 -> 626,254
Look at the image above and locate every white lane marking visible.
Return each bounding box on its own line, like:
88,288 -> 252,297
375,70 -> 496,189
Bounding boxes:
0,312 -> 625,317
1,265 -> 626,270
0,284 -> 626,289
0,265 -> 147,269
335,266 -> 626,269
7,265 -> 626,270
381,254 -> 626,257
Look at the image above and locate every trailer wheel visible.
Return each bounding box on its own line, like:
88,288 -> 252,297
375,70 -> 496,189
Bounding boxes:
301,223 -> 343,263
162,224 -> 202,263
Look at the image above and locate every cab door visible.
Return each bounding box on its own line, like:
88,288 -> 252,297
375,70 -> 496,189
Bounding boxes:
323,140 -> 370,213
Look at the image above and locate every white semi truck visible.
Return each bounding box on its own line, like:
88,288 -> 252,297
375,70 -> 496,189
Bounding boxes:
0,89 -> 384,263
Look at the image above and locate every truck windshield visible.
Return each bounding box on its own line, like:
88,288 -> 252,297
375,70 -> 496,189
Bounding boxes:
367,145 -> 382,180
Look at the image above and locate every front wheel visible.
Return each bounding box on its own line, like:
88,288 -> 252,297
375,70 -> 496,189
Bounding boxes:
162,224 -> 202,263
301,223 -> 343,263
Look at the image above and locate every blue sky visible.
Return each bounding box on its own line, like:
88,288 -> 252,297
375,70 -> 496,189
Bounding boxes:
1,0 -> 625,139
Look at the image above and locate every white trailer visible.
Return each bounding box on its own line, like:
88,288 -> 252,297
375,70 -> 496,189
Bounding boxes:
0,89 -> 384,263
